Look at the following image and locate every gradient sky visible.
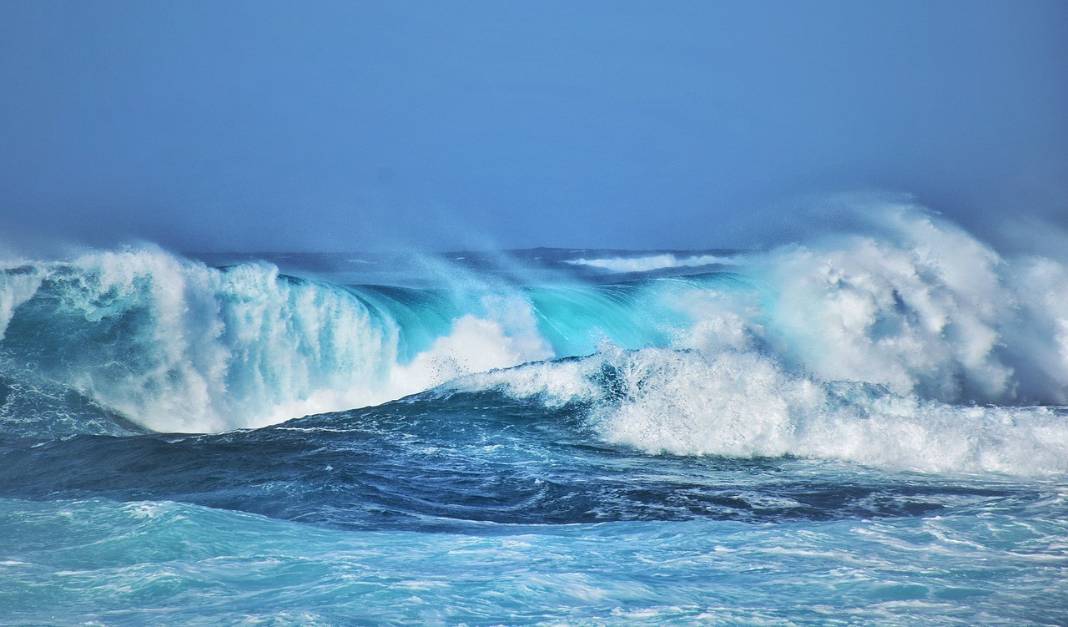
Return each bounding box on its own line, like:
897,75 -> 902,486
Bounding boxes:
1,0 -> 1065,252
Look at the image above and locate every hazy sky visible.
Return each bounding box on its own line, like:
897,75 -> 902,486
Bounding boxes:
1,0 -> 1065,251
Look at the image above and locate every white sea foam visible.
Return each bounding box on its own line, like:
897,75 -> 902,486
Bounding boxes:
2,200 -> 1068,445
0,248 -> 550,433
0,267 -> 43,341
564,253 -> 738,273
455,347 -> 1068,475
695,204 -> 1068,404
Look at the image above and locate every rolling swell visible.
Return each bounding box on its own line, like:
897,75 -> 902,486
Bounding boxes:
0,387 -> 1044,529
2,203 -> 1068,625
0,203 -> 1067,477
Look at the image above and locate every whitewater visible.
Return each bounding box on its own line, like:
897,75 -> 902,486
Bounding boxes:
2,202 -> 1067,624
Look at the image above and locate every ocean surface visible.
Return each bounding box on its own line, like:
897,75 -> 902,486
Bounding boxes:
1,205 -> 1067,624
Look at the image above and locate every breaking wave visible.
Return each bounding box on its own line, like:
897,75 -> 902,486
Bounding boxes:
453,347 -> 1068,475
564,253 -> 739,273
0,249 -> 550,433
1,200 -> 1067,476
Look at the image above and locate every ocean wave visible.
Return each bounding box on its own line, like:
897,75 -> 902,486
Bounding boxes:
1,201 -> 1067,440
0,248 -> 549,433
563,253 -> 739,273
452,347 -> 1068,475
740,206 -> 1068,404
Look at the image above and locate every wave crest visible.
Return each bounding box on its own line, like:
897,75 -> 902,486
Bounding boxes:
2,201 -> 1067,446
454,347 -> 1068,475
0,248 -> 549,432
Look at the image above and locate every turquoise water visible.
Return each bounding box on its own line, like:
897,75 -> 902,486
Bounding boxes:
3,493 -> 1066,624
2,207 -> 1067,624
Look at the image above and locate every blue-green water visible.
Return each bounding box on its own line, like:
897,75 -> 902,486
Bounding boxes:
2,208 -> 1067,624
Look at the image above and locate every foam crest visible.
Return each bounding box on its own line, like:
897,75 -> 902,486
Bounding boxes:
455,347 -> 1068,475
2,200 -> 1067,440
564,253 -> 738,273
752,207 -> 1015,401
0,248 -> 551,432
658,203 -> 1068,404
391,297 -> 553,394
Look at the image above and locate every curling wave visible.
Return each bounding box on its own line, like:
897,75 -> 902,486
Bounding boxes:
0,249 -> 550,433
1,201 -> 1067,453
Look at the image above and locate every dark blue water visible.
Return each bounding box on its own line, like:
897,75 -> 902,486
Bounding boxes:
2,208 -> 1067,623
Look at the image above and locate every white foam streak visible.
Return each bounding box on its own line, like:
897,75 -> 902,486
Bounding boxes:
0,267 -> 43,341
565,253 -> 738,273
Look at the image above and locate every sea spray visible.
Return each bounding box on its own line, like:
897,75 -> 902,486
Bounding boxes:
1,202 -> 1067,436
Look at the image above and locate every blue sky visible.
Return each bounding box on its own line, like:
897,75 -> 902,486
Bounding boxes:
1,0 -> 1065,251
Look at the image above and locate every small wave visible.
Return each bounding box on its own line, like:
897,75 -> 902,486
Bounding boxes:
563,253 -> 739,273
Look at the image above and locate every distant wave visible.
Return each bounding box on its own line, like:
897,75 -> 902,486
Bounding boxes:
563,253 -> 739,273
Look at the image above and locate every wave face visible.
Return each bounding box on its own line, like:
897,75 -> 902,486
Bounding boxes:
0,249 -> 550,433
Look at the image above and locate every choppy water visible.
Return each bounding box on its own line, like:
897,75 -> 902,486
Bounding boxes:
1,203 -> 1066,624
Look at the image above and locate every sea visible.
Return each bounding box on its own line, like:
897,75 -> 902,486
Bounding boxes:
1,205 -> 1066,624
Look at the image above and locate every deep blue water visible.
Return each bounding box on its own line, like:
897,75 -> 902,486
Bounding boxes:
1,208 -> 1067,624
